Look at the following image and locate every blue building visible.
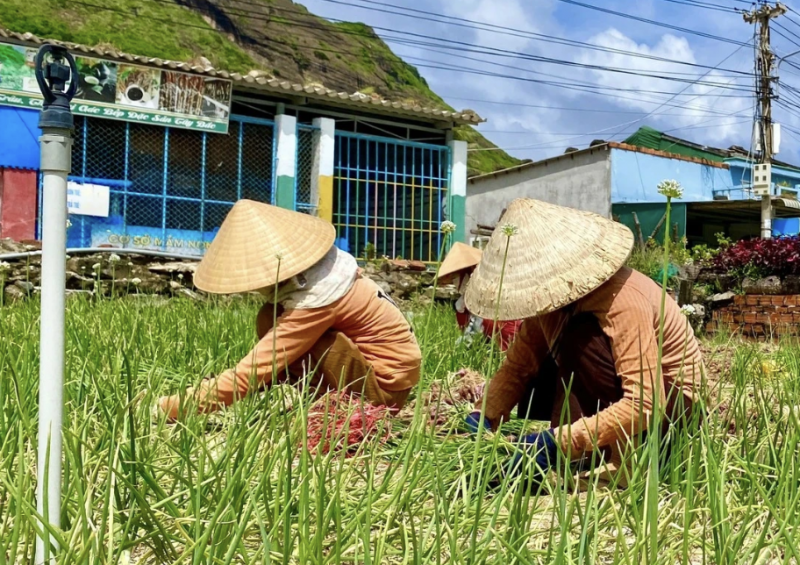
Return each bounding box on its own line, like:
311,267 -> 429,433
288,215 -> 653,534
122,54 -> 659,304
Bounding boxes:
0,29 -> 479,262
467,130 -> 800,246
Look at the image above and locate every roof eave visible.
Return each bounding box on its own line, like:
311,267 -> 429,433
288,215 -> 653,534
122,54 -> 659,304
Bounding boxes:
0,28 -> 484,127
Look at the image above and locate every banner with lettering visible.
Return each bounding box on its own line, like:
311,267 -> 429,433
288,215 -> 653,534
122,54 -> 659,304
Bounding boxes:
0,42 -> 231,133
91,224 -> 216,257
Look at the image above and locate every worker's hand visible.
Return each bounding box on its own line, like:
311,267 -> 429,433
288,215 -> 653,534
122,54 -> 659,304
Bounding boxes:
464,411 -> 491,434
505,429 -> 559,483
154,396 -> 180,424
157,373 -> 216,424
150,402 -> 163,424
455,334 -> 474,348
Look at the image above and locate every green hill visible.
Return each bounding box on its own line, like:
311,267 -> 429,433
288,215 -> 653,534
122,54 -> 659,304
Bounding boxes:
0,0 -> 522,176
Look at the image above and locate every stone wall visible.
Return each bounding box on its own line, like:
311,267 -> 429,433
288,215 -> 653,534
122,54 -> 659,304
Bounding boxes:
0,239 -> 452,305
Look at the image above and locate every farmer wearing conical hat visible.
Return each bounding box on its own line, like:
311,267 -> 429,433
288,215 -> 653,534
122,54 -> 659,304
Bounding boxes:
157,200 -> 421,421
463,198 -> 705,484
438,242 -> 521,351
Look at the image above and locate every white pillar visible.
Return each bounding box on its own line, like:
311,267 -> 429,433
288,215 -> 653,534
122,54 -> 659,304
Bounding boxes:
274,113 -> 297,210
311,117 -> 335,221
448,139 -> 468,243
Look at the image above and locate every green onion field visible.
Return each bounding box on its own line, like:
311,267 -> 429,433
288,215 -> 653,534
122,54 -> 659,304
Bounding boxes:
1,296 -> 799,564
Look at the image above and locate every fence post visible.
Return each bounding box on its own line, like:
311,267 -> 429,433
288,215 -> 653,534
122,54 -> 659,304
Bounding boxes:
274,112 -> 297,210
448,139 -> 468,243
311,117 -> 335,221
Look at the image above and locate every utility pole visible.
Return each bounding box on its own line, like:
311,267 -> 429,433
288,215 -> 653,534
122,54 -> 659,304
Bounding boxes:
744,2 -> 786,239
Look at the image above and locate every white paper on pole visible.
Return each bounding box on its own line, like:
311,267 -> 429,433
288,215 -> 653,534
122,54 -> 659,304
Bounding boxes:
67,182 -> 110,217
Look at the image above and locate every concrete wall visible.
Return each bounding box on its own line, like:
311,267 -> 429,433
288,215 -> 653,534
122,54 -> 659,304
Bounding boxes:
610,147 -> 733,204
465,147 -> 611,242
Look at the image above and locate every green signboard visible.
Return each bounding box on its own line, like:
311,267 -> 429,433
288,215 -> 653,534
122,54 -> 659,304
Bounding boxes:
0,42 -> 231,133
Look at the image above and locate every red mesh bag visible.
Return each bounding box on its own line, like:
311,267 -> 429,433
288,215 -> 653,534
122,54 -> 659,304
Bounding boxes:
304,392 -> 391,456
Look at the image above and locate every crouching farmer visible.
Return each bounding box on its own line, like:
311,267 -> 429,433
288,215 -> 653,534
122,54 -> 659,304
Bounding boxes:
438,242 -> 521,351
157,200 -> 421,421
463,198 -> 705,486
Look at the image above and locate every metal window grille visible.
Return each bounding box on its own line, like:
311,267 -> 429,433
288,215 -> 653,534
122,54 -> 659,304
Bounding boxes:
333,131 -> 451,263
295,124 -> 318,213
42,115 -> 275,256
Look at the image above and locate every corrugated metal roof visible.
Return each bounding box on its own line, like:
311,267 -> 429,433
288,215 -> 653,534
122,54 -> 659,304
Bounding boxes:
0,28 -> 484,126
689,197 -> 800,218
775,197 -> 800,210
623,126 -> 727,163
624,126 -> 800,172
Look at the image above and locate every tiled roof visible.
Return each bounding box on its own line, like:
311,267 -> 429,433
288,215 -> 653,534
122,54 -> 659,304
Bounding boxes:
0,28 -> 484,126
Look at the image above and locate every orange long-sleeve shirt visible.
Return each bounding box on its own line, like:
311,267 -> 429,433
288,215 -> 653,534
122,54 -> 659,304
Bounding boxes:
481,267 -> 705,455
183,276 -> 421,413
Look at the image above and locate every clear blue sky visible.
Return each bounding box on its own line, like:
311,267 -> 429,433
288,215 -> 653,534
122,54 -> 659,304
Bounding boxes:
298,0 -> 800,164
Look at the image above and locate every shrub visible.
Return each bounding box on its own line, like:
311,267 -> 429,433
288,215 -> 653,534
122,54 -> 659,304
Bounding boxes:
712,236 -> 800,280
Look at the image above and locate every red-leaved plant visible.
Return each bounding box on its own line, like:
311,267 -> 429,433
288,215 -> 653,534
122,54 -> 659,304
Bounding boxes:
712,236 -> 800,279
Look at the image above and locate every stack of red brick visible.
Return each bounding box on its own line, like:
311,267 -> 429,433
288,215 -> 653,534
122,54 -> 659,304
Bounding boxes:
707,295 -> 800,338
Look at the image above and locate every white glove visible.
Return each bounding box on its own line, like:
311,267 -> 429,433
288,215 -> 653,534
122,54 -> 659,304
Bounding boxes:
467,316 -> 484,335
456,333 -> 474,347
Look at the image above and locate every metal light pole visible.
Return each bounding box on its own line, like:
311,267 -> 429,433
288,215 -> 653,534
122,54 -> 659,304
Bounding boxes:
34,44 -> 76,565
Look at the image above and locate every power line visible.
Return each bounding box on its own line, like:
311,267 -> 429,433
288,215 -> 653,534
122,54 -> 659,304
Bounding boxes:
143,0 -> 758,77
652,0 -> 740,13
480,117 -> 751,134
603,40 -> 754,141
394,59 -> 753,98
314,0 -> 659,59
60,0 -> 766,147
438,96 -> 749,116
284,1 -> 757,77
556,0 -> 750,45
68,0 -> 757,100
772,21 -> 800,48
468,117 -> 753,152
397,52 -> 753,95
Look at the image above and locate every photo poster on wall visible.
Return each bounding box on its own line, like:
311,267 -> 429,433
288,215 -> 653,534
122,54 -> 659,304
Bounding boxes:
0,41 -> 232,133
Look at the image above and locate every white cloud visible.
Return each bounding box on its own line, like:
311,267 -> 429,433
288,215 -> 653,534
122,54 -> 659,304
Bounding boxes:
439,0 -> 552,53
575,28 -> 753,145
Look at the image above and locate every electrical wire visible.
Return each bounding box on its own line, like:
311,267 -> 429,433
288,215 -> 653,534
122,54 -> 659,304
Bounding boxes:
479,117 -> 751,135
67,1 -> 758,102
139,0 -> 759,77
772,23 -> 800,49
556,0 -> 749,45
602,40 -> 754,141
652,0 -> 740,13
59,0 -> 773,159
468,111 -> 752,152
436,96 -> 749,117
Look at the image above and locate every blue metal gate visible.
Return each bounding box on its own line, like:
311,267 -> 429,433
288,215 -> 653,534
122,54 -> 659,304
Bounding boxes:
333,132 -> 451,263
43,114 -> 276,255
295,123 -> 319,214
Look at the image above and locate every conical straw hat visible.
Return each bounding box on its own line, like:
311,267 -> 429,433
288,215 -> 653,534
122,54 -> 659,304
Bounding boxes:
464,198 -> 634,320
194,200 -> 336,294
438,242 -> 483,282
